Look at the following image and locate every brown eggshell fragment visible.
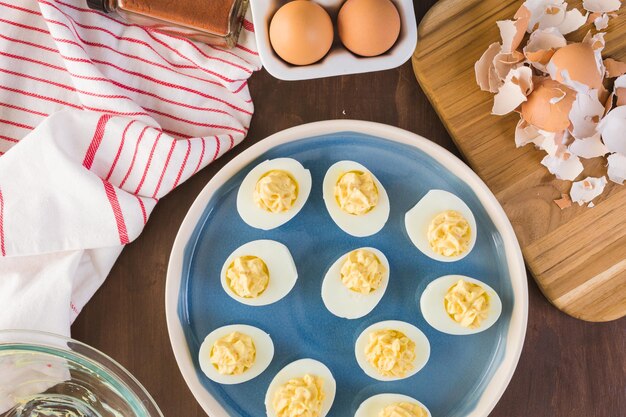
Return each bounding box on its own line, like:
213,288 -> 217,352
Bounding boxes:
548,43 -> 604,90
475,42 -> 503,93
524,28 -> 567,71
494,50 -> 526,80
521,79 -> 577,132
338,0 -> 401,57
604,58 -> 626,78
498,5 -> 531,53
553,193 -> 572,209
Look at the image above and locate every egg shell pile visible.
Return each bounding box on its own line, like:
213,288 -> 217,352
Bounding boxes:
475,0 -> 626,207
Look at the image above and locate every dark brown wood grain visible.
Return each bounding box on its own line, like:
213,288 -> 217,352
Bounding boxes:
71,1 -> 626,415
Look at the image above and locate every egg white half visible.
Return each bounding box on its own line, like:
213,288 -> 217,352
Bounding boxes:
355,393 -> 432,417
321,247 -> 389,319
420,275 -> 502,335
322,161 -> 390,237
237,158 -> 312,230
198,324 -> 274,385
265,358 -> 336,417
404,189 -> 477,262
220,240 -> 298,306
354,320 -> 430,381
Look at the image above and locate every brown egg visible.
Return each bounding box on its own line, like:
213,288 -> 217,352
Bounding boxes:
269,1 -> 334,66
549,43 -> 603,90
338,0 -> 401,57
521,79 -> 576,132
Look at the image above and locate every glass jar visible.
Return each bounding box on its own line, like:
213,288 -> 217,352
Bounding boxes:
86,0 -> 248,48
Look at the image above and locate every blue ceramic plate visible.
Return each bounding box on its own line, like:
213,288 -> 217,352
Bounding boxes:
166,121 -> 527,417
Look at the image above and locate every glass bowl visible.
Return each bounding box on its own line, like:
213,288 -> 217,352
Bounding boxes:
0,330 -> 163,417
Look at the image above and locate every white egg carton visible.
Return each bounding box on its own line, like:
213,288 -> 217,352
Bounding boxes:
249,0 -> 418,80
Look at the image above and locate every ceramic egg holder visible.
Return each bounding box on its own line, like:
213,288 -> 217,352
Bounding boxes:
249,0 -> 417,80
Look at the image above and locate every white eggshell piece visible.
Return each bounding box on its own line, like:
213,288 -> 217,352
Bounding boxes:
568,89 -> 605,139
322,161 -> 390,237
355,393 -> 432,417
198,324 -> 274,385
265,359 -> 336,417
583,0 -> 621,13
557,8 -> 588,35
607,153 -> 626,184
321,247 -> 390,319
404,190 -> 477,262
598,106 -> 626,155
237,158 -> 312,230
354,320 -> 430,381
220,240 -> 298,306
420,275 -> 503,336
568,134 -> 609,159
492,66 -> 533,116
540,153 -> 584,181
569,176 -> 608,205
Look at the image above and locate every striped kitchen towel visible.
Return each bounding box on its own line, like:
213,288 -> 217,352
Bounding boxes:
0,0 -> 261,336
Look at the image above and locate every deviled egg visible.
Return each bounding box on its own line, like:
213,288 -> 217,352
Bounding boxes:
420,275 -> 502,335
221,240 -> 298,306
237,158 -> 312,230
265,358 -> 336,417
355,320 -> 430,381
355,393 -> 431,417
323,161 -> 390,237
321,247 -> 389,319
198,324 -> 274,384
404,189 -> 477,262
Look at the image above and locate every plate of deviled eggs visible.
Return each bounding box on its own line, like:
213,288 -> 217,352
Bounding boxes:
165,120 -> 528,417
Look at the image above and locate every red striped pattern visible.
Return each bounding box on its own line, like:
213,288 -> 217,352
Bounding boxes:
192,137 -> 206,175
0,119 -> 34,130
152,140 -> 176,198
102,179 -> 129,244
135,195 -> 147,224
134,132 -> 161,195
0,0 -> 258,255
171,139 -> 191,190
119,126 -> 150,188
106,120 -> 135,181
83,114 -> 112,169
212,136 -> 221,161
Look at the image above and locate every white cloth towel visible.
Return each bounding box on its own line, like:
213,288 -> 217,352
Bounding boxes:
0,0 -> 260,336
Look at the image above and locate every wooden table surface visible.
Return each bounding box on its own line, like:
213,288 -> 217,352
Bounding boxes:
72,1 -> 626,415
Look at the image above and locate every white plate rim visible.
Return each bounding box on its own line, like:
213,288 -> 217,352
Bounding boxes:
165,120 -> 528,417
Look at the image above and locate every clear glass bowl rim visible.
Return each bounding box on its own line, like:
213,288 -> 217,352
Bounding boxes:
0,329 -> 163,417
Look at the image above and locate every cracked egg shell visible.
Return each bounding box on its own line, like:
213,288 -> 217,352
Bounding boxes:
521,79 -> 576,132
549,43 -> 604,91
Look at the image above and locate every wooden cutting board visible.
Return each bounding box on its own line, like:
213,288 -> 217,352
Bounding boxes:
412,0 -> 626,322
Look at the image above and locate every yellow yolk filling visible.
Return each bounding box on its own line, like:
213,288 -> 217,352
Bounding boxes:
226,255 -> 269,298
444,279 -> 490,328
365,329 -> 416,378
427,210 -> 471,257
340,249 -> 384,294
334,170 -> 379,215
209,331 -> 256,375
272,374 -> 325,417
379,402 -> 429,417
254,170 -> 298,213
